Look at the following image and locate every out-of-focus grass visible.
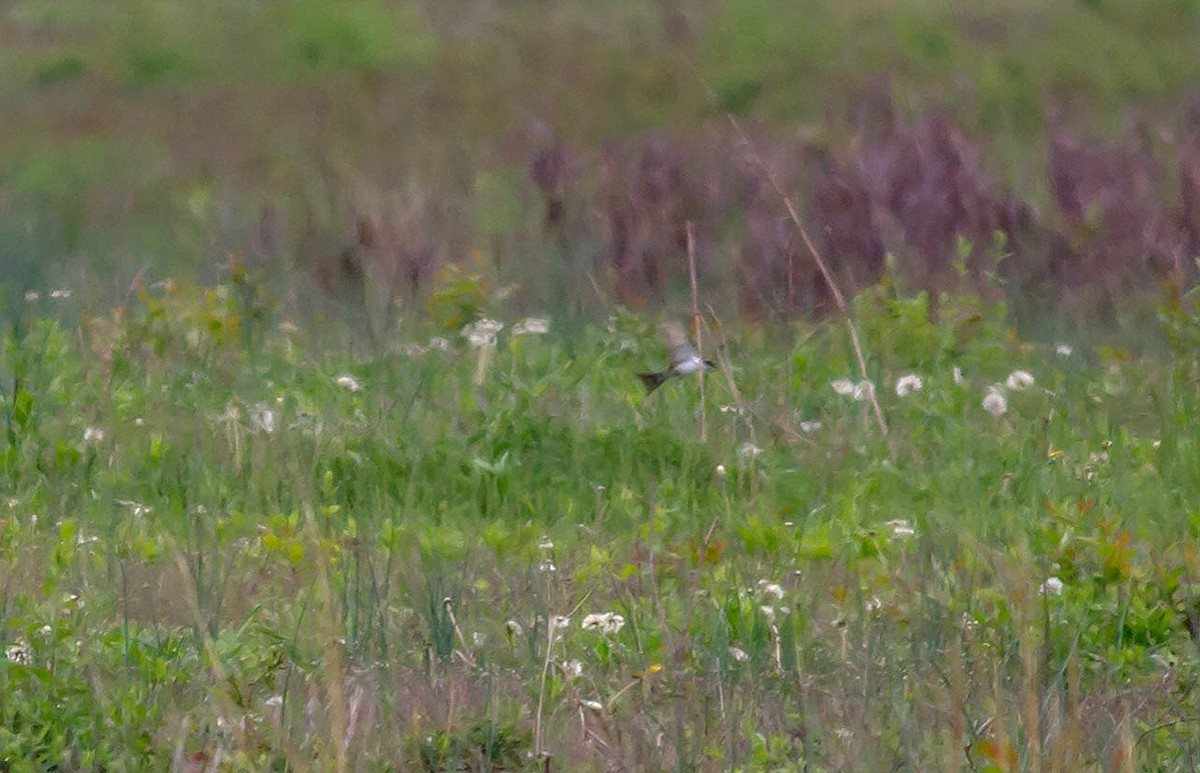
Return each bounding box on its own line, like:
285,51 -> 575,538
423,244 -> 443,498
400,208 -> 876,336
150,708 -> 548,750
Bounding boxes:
1,0 -> 1197,312
1,269 -> 1200,768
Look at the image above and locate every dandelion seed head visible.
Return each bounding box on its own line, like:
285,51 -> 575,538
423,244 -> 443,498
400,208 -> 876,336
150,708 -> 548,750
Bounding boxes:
757,580 -> 785,600
1041,577 -> 1064,596
1006,370 -> 1035,391
983,388 -> 1007,417
830,378 -> 856,396
894,374 -> 923,397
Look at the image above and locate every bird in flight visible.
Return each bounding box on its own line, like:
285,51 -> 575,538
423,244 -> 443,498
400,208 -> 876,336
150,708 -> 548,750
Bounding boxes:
638,320 -> 715,394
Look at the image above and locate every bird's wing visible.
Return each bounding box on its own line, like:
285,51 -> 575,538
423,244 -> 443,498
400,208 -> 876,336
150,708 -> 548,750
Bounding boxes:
662,320 -> 698,365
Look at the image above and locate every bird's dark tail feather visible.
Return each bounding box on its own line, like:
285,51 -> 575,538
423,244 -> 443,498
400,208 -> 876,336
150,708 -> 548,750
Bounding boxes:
638,371 -> 670,394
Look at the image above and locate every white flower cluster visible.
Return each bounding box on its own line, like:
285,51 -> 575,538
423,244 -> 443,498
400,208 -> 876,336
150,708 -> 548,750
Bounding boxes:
462,318 -> 504,348
5,639 -> 32,665
581,612 -> 626,635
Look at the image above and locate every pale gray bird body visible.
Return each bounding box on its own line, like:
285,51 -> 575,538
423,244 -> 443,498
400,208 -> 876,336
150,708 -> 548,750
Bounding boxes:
638,320 -> 715,393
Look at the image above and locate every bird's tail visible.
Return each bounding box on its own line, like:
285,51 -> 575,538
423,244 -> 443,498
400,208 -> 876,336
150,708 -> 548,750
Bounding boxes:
638,371 -> 670,394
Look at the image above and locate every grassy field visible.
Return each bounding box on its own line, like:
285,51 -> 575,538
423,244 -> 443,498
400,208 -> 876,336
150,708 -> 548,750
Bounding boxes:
3,270 -> 1200,770
4,0 -> 1200,770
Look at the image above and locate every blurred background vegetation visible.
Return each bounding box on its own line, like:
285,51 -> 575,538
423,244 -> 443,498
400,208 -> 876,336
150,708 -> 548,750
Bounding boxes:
1,0 -> 1199,336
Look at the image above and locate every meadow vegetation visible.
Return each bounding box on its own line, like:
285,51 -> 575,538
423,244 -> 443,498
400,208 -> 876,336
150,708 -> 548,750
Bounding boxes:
3,0 -> 1200,770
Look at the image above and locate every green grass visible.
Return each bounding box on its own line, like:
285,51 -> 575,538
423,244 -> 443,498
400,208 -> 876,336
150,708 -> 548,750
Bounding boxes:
2,271 -> 1200,769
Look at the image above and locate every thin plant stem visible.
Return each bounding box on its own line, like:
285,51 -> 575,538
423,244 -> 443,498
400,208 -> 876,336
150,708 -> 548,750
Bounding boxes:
686,221 -> 707,442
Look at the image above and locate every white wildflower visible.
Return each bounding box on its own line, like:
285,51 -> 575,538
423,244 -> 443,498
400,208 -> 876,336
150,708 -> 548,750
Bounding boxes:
24,291 -> 39,303
537,560 -> 557,573
953,366 -> 965,385
83,427 -> 105,444
738,442 -> 763,460
982,388 -> 1007,417
715,464 -> 727,480
1055,344 -> 1073,357
1006,370 -> 1035,391
580,698 -> 604,712
830,378 -> 856,396
561,659 -> 583,678
757,580 -> 785,600
512,317 -> 550,336
866,596 -> 883,612
264,695 -> 284,708
581,612 -> 626,635
760,605 -> 776,619
729,646 -> 749,662
851,381 -> 875,401
5,639 -> 32,665
799,420 -> 822,433
335,374 -> 361,392
427,336 -> 451,351
50,289 -> 72,299
462,318 -> 504,348
538,536 -> 554,551
886,519 -> 915,539
894,374 -> 923,397
549,615 -> 571,631
38,625 -> 53,640
1041,577 -> 1064,596
505,620 -> 524,638
472,631 -> 487,647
